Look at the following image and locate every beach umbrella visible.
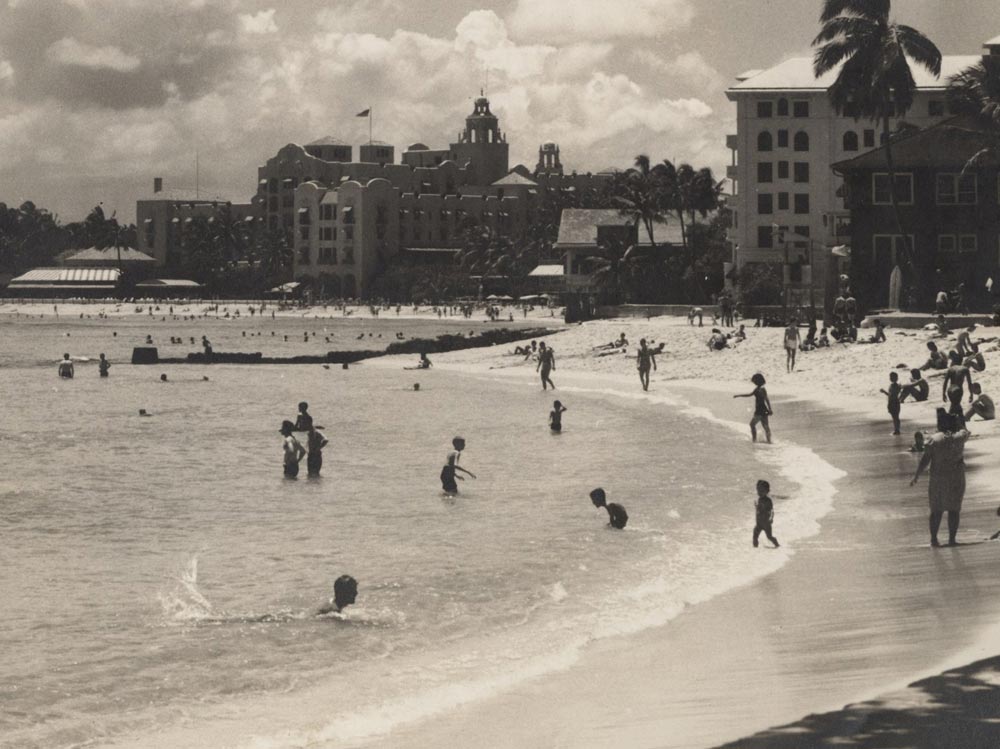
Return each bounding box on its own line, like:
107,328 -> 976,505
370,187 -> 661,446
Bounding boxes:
486,294 -> 499,300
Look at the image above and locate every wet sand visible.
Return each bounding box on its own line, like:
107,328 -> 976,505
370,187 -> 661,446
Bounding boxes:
364,374 -> 1000,749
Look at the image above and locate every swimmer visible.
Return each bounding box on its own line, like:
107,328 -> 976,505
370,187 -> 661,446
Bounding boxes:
536,341 -> 556,390
160,373 -> 168,382
413,383 -> 420,391
636,338 -> 657,391
549,400 -> 567,432
589,488 -> 628,529
98,353 -> 110,378
280,420 -> 306,479
317,575 -> 358,615
440,437 -> 475,495
139,409 -> 152,417
734,373 -> 772,443
58,354 -> 74,379
294,401 -> 313,432
306,426 -> 328,477
910,431 -> 925,453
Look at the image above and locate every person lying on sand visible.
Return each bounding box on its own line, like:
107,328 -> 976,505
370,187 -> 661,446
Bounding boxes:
590,488 -> 628,529
594,332 -> 628,350
707,329 -> 729,351
317,575 -> 358,615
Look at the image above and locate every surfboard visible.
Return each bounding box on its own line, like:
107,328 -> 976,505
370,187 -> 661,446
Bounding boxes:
889,264 -> 902,310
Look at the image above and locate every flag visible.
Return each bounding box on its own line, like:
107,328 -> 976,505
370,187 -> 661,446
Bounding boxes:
356,108 -> 370,117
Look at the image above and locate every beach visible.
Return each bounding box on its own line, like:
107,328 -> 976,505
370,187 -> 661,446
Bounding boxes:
3,304 -> 1000,748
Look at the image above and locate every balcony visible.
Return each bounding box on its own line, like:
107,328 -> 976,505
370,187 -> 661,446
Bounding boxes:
726,134 -> 737,151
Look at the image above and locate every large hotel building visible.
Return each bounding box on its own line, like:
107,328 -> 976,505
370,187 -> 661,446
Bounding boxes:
724,44 -> 983,302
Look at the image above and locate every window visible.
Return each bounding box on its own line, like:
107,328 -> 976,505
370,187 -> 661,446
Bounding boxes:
777,161 -> 789,179
793,131 -> 809,152
757,101 -> 773,118
299,225 -> 309,240
320,204 -> 335,221
778,192 -> 789,210
757,162 -> 773,183
757,225 -> 774,248
843,131 -> 858,151
343,248 -> 355,264
757,194 -> 773,214
757,131 -> 773,152
793,101 -> 810,118
793,225 -> 810,249
320,227 -> 333,241
342,205 -> 355,224
863,129 -> 875,148
936,173 -> 977,205
959,235 -> 977,253
791,162 -> 809,183
777,98 -> 789,116
874,235 -> 909,263
777,130 -> 789,148
344,226 -> 353,241
794,194 -> 810,214
873,173 -> 913,204
938,235 -> 957,253
929,100 -> 945,117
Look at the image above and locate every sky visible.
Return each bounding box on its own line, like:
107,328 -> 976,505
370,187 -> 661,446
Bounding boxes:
0,0 -> 996,224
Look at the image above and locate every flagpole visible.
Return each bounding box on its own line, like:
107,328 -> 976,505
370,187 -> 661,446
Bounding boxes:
369,106 -> 372,146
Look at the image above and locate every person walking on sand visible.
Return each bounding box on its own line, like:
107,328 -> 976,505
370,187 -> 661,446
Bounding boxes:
752,480 -> 779,548
636,338 -> 657,391
589,488 -> 628,529
98,353 -> 110,378
440,437 -> 475,495
549,400 -> 567,433
880,371 -> 902,436
783,320 -> 801,373
537,341 -> 556,390
911,409 -> 970,547
306,426 -> 329,477
734,373 -> 772,444
280,420 -> 306,479
942,351 -> 974,417
58,353 -> 74,379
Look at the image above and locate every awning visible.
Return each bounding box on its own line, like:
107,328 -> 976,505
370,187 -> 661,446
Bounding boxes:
8,283 -> 117,290
269,282 -> 301,293
297,207 -> 309,213
136,278 -> 202,288
529,264 -> 565,277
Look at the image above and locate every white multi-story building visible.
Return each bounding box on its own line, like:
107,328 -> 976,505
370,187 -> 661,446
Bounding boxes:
724,45 -> 984,302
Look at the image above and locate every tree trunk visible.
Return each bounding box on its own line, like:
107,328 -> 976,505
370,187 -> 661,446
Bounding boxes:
883,114 -> 920,308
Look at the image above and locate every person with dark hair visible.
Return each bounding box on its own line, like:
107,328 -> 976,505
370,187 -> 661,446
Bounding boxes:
964,383 -> 995,422
589,488 -> 627,529
440,437 -> 475,494
536,341 -> 556,390
880,371 -> 902,435
920,341 -> 948,371
911,409 -> 970,547
280,420 -> 306,479
636,338 -> 656,391
964,342 -> 985,373
942,350 -> 974,417
549,400 -> 567,433
734,373 -> 772,443
752,480 -> 779,548
306,426 -> 328,477
294,402 -> 313,432
899,369 -> 929,403
58,353 -> 74,379
318,575 -> 358,615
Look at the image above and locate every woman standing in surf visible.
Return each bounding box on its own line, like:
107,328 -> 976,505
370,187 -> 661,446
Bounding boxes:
734,373 -> 772,444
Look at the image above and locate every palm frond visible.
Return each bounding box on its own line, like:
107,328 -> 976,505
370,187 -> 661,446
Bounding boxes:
895,24 -> 942,77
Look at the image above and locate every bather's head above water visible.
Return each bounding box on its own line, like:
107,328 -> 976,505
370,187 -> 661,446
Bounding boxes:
334,575 -> 358,611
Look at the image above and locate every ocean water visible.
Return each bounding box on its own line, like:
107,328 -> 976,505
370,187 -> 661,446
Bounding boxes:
0,315 -> 843,749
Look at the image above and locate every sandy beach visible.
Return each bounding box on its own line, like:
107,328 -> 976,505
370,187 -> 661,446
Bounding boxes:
360,313 -> 1000,749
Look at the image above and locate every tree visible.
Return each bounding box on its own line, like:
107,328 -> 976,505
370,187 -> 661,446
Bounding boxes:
813,0 -> 941,301
614,155 -> 668,249
947,53 -> 1000,159
657,161 -> 723,270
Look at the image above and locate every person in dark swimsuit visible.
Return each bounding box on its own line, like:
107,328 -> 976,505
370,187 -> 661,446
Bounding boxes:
537,342 -> 556,390
734,373 -> 772,443
549,400 -> 567,432
306,426 -> 328,477
590,488 -> 628,529
58,353 -> 74,379
440,437 -> 475,494
636,338 -> 657,391
880,371 -> 902,435
753,480 -> 779,548
98,353 -> 110,378
294,402 -> 313,432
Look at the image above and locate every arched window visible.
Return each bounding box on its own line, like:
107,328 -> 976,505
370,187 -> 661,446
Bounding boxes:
777,98 -> 789,117
757,131 -> 773,152
843,131 -> 858,151
793,131 -> 810,152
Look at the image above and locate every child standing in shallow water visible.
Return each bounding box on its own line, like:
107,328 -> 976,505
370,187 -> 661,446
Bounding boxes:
440,437 -> 476,494
880,371 -> 902,435
753,480 -> 779,548
549,400 -> 567,432
734,373 -> 772,443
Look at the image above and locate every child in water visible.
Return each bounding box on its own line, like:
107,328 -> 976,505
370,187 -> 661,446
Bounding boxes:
734,373 -> 772,443
317,575 -> 358,615
294,402 -> 313,432
590,488 -> 628,529
880,371 -> 902,435
440,437 -> 476,494
98,353 -> 110,378
549,400 -> 567,433
753,480 -> 779,548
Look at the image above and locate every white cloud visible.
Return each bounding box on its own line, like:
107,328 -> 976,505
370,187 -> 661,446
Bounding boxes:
507,0 -> 696,41
46,37 -> 141,72
0,59 -> 13,82
239,9 -> 278,35
631,50 -> 727,94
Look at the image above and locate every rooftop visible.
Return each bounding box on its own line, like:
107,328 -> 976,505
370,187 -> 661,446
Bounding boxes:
730,54 -> 981,92
9,267 -> 121,284
307,136 -> 350,147
555,208 -> 685,247
66,246 -> 156,264
492,172 -> 538,186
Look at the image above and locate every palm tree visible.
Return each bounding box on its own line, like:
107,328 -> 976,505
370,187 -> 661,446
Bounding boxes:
614,155 -> 668,249
947,54 -> 1000,166
657,162 -> 723,269
813,0 -> 941,297
587,237 -> 646,303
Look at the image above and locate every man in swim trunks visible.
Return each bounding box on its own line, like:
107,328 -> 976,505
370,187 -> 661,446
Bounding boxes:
58,353 -> 74,379
280,420 -> 306,478
899,369 -> 929,403
537,341 -> 556,390
590,488 -> 628,529
440,436 -> 475,494
942,350 -> 974,417
636,338 -> 657,391
964,343 -> 985,373
306,426 -> 328,477
920,341 -> 948,371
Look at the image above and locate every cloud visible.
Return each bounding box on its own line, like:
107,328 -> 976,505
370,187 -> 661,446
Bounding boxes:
239,9 -> 278,35
507,0 -> 696,41
46,37 -> 141,72
631,49 -> 727,94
